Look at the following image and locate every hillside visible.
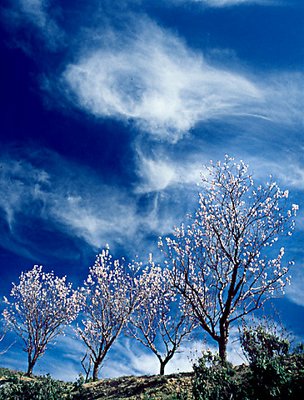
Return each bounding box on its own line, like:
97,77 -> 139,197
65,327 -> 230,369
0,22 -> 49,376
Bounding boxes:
75,372 -> 193,399
0,368 -> 193,400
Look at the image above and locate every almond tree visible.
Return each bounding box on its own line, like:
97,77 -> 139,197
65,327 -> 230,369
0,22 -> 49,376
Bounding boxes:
3,265 -> 80,376
127,260 -> 196,375
159,156 -> 298,362
77,247 -> 141,381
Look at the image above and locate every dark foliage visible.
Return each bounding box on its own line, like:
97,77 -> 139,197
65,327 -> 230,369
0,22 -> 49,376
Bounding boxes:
193,351 -> 243,400
193,325 -> 304,400
0,374 -> 75,400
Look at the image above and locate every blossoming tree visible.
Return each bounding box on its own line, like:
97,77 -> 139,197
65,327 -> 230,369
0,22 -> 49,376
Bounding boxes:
3,265 -> 80,376
77,247 -> 142,381
159,157 -> 298,361
127,259 -> 196,375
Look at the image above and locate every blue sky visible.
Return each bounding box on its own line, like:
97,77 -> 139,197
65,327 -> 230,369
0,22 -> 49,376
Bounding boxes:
0,0 -> 304,380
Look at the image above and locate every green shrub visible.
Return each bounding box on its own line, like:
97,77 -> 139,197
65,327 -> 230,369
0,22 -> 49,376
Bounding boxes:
240,324 -> 290,363
193,351 -> 242,400
0,374 -> 74,400
240,324 -> 304,400
192,325 -> 304,400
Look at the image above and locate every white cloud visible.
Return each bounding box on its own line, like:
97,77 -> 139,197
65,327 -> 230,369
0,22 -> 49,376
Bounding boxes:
134,146 -> 206,193
137,158 -> 177,193
0,329 -> 86,381
18,0 -> 51,29
245,155 -> 304,192
286,269 -> 304,307
0,147 -> 194,259
262,73 -> 304,127
101,337 -> 200,377
0,150 -> 140,254
37,332 -> 87,380
62,19 -> 262,142
60,17 -> 304,143
53,193 -> 139,249
176,0 -> 279,7
0,157 -> 49,228
3,0 -> 64,49
102,331 -> 245,379
104,340 -> 159,377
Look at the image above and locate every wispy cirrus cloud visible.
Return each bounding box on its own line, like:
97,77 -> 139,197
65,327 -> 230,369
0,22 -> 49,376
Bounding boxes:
13,0 -> 53,29
134,143 -> 207,193
0,149 -> 138,257
59,17 -> 304,143
0,328 -> 85,381
174,0 -> 280,7
0,147 -> 194,260
61,19 -> 262,142
2,0 -> 64,50
99,327 -> 245,378
286,269 -> 304,307
243,154 -> 304,193
261,73 -> 304,127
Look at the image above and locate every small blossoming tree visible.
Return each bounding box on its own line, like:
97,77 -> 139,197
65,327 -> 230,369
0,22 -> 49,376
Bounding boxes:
128,259 -> 196,375
3,265 -> 80,376
159,156 -> 298,361
77,248 -> 141,381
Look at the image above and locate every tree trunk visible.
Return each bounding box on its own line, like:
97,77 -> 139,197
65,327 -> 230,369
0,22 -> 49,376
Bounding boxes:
218,339 -> 228,362
218,322 -> 229,362
26,354 -> 36,377
159,360 -> 166,376
93,359 -> 101,381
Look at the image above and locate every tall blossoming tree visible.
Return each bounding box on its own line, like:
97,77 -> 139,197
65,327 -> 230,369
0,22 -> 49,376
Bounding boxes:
159,156 -> 298,361
77,247 -> 141,381
3,265 -> 80,376
127,259 -> 196,375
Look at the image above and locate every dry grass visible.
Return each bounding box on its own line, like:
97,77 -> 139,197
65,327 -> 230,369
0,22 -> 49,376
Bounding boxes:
74,372 -> 194,400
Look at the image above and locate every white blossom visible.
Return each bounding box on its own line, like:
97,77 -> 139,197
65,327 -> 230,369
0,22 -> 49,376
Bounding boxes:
76,248 -> 142,381
127,260 -> 196,375
3,265 -> 80,376
159,156 -> 297,361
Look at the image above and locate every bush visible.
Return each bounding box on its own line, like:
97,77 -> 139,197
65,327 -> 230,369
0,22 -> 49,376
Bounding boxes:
240,324 -> 290,363
240,324 -> 304,400
0,374 -> 74,400
193,351 -> 242,400
193,325 -> 304,400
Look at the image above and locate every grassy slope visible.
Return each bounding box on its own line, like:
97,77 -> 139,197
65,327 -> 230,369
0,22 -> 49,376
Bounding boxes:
0,367 -> 194,399
75,373 -> 194,399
